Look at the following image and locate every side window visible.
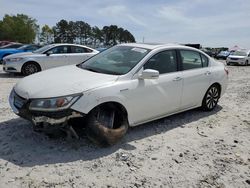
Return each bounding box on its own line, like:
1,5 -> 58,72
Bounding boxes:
71,46 -> 92,53
25,46 -> 37,51
13,44 -> 21,48
85,48 -> 93,53
47,46 -> 69,54
29,46 -> 40,51
144,50 -> 177,74
180,50 -> 202,70
201,54 -> 209,67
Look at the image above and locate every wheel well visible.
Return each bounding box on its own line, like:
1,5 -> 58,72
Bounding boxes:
91,102 -> 128,118
22,61 -> 41,72
211,83 -> 221,97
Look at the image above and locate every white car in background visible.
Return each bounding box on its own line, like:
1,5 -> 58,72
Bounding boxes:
3,43 -> 99,75
9,43 -> 228,146
226,50 -> 250,66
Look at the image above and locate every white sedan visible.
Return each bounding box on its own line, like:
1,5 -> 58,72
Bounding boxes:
226,50 -> 250,66
3,43 -> 98,75
9,43 -> 228,146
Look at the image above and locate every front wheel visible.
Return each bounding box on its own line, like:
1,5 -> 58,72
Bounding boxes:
202,85 -> 220,111
22,62 -> 40,76
245,60 -> 248,66
86,105 -> 128,146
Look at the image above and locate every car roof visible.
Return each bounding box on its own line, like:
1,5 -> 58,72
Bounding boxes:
119,43 -> 197,50
49,43 -> 91,47
45,43 -> 96,50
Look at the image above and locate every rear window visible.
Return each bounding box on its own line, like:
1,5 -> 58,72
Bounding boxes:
180,50 -> 202,70
71,46 -> 92,53
201,54 -> 209,67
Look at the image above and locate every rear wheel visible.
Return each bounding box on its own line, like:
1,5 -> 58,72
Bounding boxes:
22,62 -> 40,76
202,84 -> 220,111
86,104 -> 128,147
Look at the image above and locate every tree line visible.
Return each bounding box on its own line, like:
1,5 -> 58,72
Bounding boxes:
0,14 -> 136,47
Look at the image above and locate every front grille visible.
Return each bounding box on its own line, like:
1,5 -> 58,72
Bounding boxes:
7,67 -> 17,71
228,62 -> 238,64
14,93 -> 28,109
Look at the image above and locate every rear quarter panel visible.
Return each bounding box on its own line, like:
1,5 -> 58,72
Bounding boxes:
210,60 -> 228,96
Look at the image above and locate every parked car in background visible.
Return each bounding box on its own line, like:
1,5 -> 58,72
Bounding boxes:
3,43 -> 99,75
215,51 -> 230,60
201,49 -> 216,57
0,43 -> 24,49
226,50 -> 250,66
0,41 -> 12,47
0,44 -> 41,62
9,43 -> 228,146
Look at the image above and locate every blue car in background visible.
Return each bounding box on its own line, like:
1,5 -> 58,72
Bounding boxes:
0,44 -> 41,63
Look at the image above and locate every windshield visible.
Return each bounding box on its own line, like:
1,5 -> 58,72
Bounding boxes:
33,44 -> 54,54
17,45 -> 29,50
80,45 -> 150,75
219,51 -> 230,55
231,51 -> 247,56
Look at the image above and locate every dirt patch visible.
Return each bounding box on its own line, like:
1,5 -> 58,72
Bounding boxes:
0,64 -> 250,187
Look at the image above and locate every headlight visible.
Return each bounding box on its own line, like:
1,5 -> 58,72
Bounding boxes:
6,57 -> 23,62
29,94 -> 82,111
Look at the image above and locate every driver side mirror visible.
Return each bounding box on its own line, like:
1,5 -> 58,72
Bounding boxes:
46,51 -> 53,56
139,69 -> 159,79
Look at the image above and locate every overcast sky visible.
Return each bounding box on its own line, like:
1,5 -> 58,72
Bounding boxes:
1,0 -> 249,48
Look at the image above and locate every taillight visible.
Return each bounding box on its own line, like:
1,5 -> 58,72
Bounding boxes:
224,67 -> 229,75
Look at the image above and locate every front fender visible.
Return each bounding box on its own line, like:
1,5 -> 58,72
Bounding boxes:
71,94 -> 127,115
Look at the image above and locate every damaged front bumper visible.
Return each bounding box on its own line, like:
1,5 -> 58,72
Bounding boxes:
9,90 -> 85,126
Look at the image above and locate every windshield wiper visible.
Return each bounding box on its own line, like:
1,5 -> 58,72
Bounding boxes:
84,67 -> 100,73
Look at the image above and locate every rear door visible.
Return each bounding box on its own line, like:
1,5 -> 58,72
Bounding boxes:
178,50 -> 211,109
67,46 -> 95,65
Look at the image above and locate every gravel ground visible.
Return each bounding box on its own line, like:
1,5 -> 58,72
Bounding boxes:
0,63 -> 249,188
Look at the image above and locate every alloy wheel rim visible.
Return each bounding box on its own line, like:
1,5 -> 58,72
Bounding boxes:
206,87 -> 219,109
25,64 -> 37,75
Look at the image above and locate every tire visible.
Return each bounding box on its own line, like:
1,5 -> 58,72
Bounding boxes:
86,105 -> 128,147
245,60 -> 248,66
202,84 -> 220,111
22,62 -> 40,76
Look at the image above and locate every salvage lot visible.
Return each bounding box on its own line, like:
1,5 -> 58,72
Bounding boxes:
0,63 -> 249,187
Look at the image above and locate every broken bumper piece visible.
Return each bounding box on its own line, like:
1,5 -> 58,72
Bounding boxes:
9,90 -> 85,125
32,111 -> 83,125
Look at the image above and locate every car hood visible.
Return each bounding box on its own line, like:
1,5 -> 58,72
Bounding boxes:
3,52 -> 33,59
14,65 -> 119,99
228,55 -> 245,59
0,48 -> 21,53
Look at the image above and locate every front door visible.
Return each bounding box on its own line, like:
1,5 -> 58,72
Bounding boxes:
122,50 -> 183,125
43,45 -> 70,70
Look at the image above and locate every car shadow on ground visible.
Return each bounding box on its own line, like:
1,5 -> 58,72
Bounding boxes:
0,72 -> 24,78
0,106 -> 222,167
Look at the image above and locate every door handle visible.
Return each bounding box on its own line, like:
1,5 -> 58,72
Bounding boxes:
173,77 -> 182,81
204,71 -> 211,75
